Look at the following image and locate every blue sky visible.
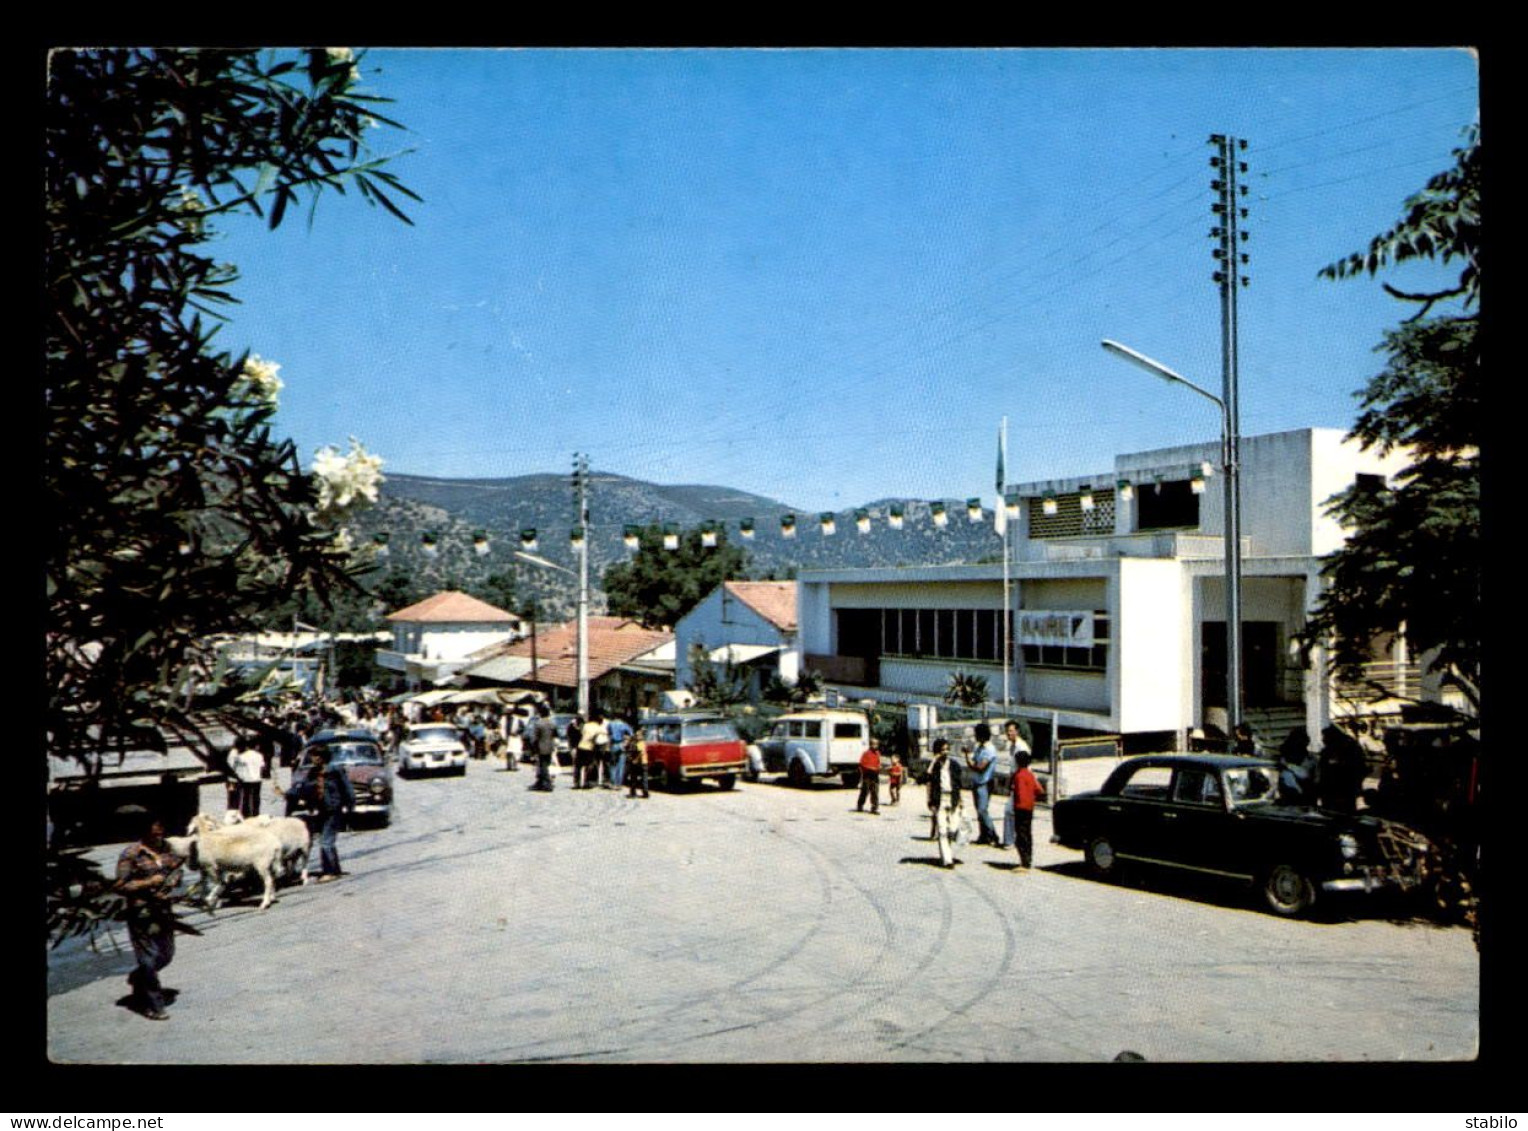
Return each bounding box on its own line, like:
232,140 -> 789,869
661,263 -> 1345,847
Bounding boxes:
213,48 -> 1478,516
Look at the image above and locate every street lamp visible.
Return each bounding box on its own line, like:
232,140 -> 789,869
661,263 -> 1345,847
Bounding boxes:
1101,339 -> 1243,732
513,550 -> 588,719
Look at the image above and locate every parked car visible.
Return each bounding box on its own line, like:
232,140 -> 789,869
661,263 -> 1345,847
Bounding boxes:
396,722 -> 470,777
640,713 -> 749,792
1050,754 -> 1433,918
756,709 -> 872,787
288,729 -> 392,825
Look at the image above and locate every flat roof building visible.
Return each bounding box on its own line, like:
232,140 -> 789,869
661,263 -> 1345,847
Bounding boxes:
797,428 -> 1456,752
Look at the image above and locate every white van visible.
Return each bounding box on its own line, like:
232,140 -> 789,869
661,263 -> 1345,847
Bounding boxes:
756,709 -> 873,787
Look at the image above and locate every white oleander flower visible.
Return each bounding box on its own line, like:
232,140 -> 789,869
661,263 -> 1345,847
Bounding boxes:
239,354 -> 283,405
331,528 -> 354,554
311,438 -> 385,521
322,48 -> 360,85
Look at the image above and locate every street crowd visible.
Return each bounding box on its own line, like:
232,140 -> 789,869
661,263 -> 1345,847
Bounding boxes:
108,683 -> 1380,1023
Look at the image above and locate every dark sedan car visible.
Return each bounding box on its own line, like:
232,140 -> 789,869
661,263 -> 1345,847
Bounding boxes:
288,729 -> 393,826
1050,754 -> 1431,917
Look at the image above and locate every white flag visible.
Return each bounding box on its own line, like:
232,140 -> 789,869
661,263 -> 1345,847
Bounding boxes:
994,420 -> 1008,536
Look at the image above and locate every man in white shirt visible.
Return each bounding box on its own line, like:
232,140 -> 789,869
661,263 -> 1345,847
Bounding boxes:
232,738 -> 267,818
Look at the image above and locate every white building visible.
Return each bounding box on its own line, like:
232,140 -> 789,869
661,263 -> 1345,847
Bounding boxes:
798,428 -> 1438,752
674,581 -> 800,699
375,590 -> 525,689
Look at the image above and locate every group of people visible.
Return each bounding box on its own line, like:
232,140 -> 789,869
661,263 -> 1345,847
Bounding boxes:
1274,723 -> 1369,813
923,720 -> 1046,871
518,702 -> 651,799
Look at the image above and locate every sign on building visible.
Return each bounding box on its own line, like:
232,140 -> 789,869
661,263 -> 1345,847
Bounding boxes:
1016,611 -> 1095,649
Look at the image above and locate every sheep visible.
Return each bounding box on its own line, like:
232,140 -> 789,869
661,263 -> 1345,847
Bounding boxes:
167,820 -> 283,911
215,813 -> 311,886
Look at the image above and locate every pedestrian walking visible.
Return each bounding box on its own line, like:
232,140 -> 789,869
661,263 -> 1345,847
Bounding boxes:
624,728 -> 650,798
1007,749 -> 1047,870
1318,724 -> 1366,814
113,816 -> 186,1020
576,713 -> 608,789
223,736 -> 248,815
527,701 -> 556,791
926,739 -> 964,869
504,708 -> 525,771
232,738 -> 266,819
308,747 -> 355,882
593,712 -> 614,787
856,736 -> 882,814
607,715 -> 633,788
887,754 -> 905,806
966,723 -> 1000,846
567,715 -> 587,786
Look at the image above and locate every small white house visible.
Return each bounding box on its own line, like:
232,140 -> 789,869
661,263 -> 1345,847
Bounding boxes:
376,590 -> 524,689
674,581 -> 800,699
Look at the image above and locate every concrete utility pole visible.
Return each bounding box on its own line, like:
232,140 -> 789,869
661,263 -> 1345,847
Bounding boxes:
1210,133 -> 1250,732
573,452 -> 591,719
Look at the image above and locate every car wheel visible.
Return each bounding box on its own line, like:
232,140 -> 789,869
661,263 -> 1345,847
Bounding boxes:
454,765 -> 468,777
788,760 -> 810,789
717,774 -> 737,791
1262,864 -> 1316,917
1086,835 -> 1122,880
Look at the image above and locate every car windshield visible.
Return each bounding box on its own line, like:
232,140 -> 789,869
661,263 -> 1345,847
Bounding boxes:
682,720 -> 740,743
306,742 -> 381,766
1223,766 -> 1279,807
410,726 -> 460,744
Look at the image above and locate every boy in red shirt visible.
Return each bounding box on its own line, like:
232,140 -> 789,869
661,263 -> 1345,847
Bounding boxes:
1009,750 -> 1047,869
856,737 -> 882,815
886,754 -> 905,806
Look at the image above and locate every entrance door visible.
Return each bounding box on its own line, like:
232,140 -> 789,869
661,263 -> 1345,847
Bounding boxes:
1201,621 -> 1281,709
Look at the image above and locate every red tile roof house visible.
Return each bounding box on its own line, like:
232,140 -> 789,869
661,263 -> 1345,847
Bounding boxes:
376,591 -> 526,690
674,581 -> 799,702
458,616 -> 675,717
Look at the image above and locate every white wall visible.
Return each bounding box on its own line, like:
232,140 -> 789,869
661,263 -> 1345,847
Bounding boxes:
674,587 -> 795,689
828,580 -> 1008,609
1309,428 -> 1414,557
413,624 -> 516,662
1115,559 -> 1189,732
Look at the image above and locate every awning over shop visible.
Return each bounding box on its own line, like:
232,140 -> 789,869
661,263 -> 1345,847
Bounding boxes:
440,687 -> 544,706
458,654 -> 537,685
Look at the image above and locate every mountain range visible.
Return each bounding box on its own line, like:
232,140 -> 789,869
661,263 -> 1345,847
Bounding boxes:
352,471 -> 1006,620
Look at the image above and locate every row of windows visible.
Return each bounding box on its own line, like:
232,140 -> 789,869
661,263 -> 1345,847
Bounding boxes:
879,607 -> 1012,663
1020,643 -> 1109,671
840,608 -> 1110,671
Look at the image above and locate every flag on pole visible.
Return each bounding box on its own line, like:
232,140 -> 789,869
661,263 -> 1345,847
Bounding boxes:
994,420 -> 1009,536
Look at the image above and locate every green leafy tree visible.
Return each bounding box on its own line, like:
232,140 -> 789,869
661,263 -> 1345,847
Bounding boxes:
1305,126 -> 1480,712
602,525 -> 748,628
370,568 -> 427,620
684,642 -> 749,708
46,47 -> 417,771
470,570 -> 520,616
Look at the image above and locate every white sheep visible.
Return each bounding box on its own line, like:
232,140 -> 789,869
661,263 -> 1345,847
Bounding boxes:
216,813 -> 311,886
168,819 -> 283,911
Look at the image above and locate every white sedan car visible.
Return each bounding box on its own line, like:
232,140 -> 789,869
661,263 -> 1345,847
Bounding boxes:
397,723 -> 469,777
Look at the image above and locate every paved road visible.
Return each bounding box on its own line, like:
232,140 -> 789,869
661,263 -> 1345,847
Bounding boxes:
47,758 -> 1478,1064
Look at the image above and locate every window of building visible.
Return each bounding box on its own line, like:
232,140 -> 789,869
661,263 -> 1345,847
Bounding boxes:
1135,479 -> 1200,531
873,608 -> 1014,665
1355,473 -> 1387,494
1027,487 -> 1117,539
1021,612 -> 1109,672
